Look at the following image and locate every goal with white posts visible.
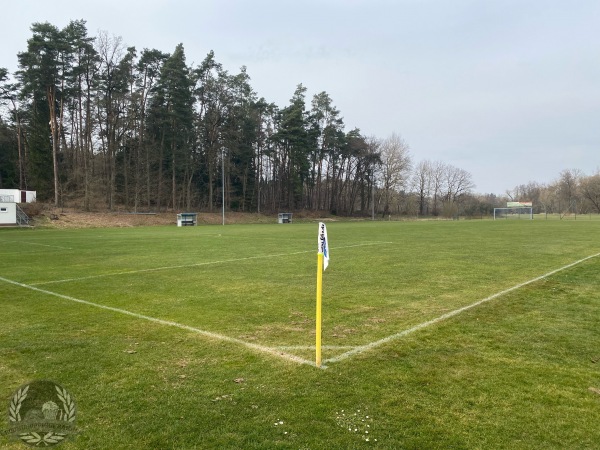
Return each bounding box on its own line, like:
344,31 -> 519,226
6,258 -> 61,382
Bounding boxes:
494,201 -> 533,220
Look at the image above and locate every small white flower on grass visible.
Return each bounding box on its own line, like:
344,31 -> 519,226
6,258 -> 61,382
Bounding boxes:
334,407 -> 376,443
273,419 -> 290,436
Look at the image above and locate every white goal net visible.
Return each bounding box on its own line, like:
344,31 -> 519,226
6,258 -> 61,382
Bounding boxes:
493,207 -> 533,220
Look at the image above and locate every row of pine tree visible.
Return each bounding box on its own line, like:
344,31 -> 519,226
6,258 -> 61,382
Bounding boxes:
0,20 -> 482,216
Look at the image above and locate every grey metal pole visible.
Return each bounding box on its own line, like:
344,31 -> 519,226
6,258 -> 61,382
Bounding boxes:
222,148 -> 225,226
371,177 -> 375,221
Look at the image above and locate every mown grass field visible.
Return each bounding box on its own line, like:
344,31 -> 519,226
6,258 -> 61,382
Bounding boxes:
1,218 -> 599,449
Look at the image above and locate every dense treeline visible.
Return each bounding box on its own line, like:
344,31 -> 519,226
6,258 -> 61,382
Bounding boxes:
0,21 -> 390,214
1,21 -> 598,217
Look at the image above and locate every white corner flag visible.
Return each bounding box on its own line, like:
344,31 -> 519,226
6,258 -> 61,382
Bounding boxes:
318,222 -> 329,271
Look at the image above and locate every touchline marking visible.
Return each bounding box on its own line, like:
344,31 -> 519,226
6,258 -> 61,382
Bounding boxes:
0,239 -> 72,250
275,345 -> 357,350
2,250 -> 62,256
31,241 -> 393,286
324,251 -> 600,365
0,275 -> 317,368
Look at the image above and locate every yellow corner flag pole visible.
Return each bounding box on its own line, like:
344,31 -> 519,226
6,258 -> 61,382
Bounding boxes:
316,252 -> 324,367
316,221 -> 328,368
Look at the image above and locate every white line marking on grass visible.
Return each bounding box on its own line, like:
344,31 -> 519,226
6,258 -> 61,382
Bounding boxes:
275,345 -> 357,350
2,250 -> 61,256
31,242 -> 393,286
324,251 -> 600,365
0,239 -> 72,250
0,275 -> 317,368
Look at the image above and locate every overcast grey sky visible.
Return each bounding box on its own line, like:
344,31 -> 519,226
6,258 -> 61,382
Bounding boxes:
2,0 -> 599,195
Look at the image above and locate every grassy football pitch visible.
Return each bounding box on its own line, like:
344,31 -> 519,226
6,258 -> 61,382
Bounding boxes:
1,219 -> 600,448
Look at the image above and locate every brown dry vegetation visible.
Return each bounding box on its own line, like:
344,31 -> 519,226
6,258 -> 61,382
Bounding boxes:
21,204 -> 335,229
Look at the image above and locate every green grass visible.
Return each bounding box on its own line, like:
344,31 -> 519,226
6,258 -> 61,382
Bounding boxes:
1,219 -> 599,448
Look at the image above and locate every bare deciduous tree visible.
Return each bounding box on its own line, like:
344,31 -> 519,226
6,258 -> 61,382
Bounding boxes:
378,133 -> 411,216
557,169 -> 583,216
411,160 -> 432,216
580,173 -> 600,213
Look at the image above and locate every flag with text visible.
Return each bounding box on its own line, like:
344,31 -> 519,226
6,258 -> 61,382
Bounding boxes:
318,222 -> 329,271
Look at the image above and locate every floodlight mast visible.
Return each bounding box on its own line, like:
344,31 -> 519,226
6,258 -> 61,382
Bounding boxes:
222,148 -> 225,226
371,169 -> 375,221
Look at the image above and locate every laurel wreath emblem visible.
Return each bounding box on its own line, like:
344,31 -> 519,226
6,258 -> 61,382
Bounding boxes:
55,385 -> 76,423
8,385 -> 29,422
8,382 -> 76,447
17,431 -> 67,446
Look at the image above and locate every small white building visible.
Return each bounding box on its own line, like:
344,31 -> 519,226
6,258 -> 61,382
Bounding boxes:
0,202 -> 17,225
0,189 -> 36,226
0,189 -> 36,203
